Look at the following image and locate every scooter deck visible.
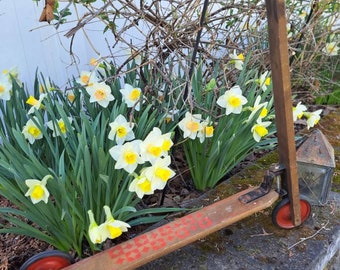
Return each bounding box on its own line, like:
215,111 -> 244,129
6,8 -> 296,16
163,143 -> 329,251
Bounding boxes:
64,187 -> 279,270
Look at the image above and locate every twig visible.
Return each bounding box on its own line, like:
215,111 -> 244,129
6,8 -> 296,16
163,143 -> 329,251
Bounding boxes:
288,221 -> 329,250
250,228 -> 273,237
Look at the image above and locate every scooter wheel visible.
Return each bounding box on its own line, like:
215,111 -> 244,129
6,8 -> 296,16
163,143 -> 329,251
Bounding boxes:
272,196 -> 311,229
20,250 -> 74,270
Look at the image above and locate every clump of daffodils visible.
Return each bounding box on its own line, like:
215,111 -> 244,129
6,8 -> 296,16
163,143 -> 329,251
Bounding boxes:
109,125 -> 175,199
178,83 -> 273,144
6,63 -> 178,249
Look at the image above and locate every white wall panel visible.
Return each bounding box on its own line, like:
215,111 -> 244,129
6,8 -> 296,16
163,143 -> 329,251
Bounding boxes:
0,0 -> 113,91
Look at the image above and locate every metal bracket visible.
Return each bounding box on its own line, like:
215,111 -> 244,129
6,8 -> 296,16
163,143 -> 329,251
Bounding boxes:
239,163 -> 286,204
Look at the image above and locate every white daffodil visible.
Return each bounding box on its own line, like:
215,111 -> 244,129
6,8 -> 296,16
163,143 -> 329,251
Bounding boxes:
251,120 -> 272,142
89,57 -> 106,76
47,117 -> 73,137
127,48 -> 142,65
26,94 -> 47,114
86,82 -> 115,108
25,175 -> 52,204
2,67 -> 22,86
0,75 -> 12,101
286,23 -> 294,38
255,71 -> 271,92
140,127 -> 173,164
87,210 -> 104,244
165,109 -> 179,123
99,206 -> 131,241
304,109 -> 322,130
322,42 -> 339,56
109,140 -> 143,173
66,91 -> 76,103
3,66 -> 19,79
77,71 -> 99,86
197,117 -> 214,143
216,85 -> 248,115
119,83 -> 143,111
128,172 -> 154,198
108,114 -> 135,145
89,57 -> 100,67
248,96 -> 269,121
178,112 -> 202,139
292,102 -> 307,121
298,10 -> 307,20
22,117 -> 43,144
39,81 -> 55,93
229,50 -> 244,70
143,156 -> 176,191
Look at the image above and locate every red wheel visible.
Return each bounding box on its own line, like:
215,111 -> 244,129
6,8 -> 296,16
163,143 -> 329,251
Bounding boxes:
20,250 -> 74,270
272,196 -> 311,229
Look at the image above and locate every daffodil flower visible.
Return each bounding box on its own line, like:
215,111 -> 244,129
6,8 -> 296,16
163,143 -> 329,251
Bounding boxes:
178,112 -> 202,139
251,120 -> 272,142
89,57 -> 106,76
216,85 -> 248,115
0,75 -> 12,101
229,50 -> 244,70
22,117 -> 43,144
109,140 -> 143,173
2,67 -> 19,80
143,156 -> 176,191
165,109 -> 179,123
128,172 -> 154,198
255,71 -> 271,92
26,94 -> 47,114
99,206 -> 131,241
286,23 -> 294,38
47,117 -> 74,137
87,210 -> 104,244
127,48 -> 142,65
86,82 -> 115,108
304,109 -> 322,130
108,114 -> 135,145
66,91 -> 76,103
89,57 -> 100,67
76,71 -> 99,86
25,175 -> 52,204
298,10 -> 307,20
292,102 -> 307,121
322,42 -> 339,56
247,96 -> 269,121
2,66 -> 22,86
197,117 -> 214,143
140,127 -> 173,163
39,81 -> 55,93
119,83 -> 143,111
